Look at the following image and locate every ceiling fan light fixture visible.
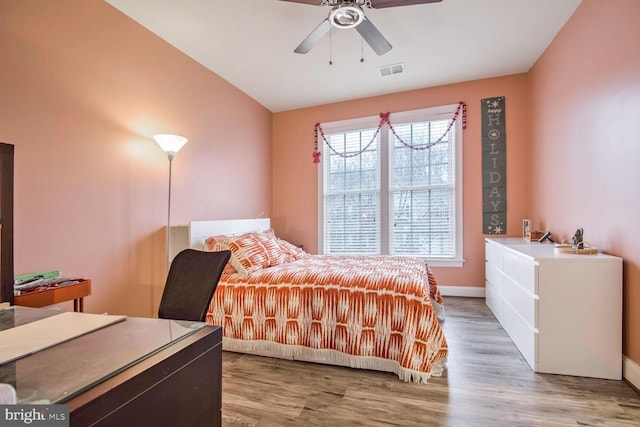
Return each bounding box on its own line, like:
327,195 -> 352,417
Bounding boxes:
329,5 -> 364,29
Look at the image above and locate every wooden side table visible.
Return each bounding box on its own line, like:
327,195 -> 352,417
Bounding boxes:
14,280 -> 91,312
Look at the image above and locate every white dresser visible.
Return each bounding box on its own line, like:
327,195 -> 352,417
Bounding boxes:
485,238 -> 622,379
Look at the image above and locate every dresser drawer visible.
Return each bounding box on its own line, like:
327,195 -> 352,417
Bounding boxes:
503,249 -> 536,294
503,275 -> 536,328
485,279 -> 503,323
485,260 -> 503,292
485,240 -> 503,270
503,301 -> 537,370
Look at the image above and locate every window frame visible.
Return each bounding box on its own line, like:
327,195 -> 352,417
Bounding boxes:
318,104 -> 464,267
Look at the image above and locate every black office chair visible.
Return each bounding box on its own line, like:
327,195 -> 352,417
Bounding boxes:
158,249 -> 231,322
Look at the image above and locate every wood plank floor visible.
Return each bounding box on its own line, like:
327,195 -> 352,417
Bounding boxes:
221,297 -> 640,426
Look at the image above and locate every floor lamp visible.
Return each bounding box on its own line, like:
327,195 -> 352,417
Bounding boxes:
154,134 -> 188,272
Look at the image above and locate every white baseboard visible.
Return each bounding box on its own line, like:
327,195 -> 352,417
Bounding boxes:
623,356 -> 640,390
439,286 -> 485,298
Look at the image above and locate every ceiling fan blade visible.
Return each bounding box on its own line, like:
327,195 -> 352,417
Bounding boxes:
355,18 -> 392,55
371,0 -> 442,8
279,0 -> 323,5
294,19 -> 331,54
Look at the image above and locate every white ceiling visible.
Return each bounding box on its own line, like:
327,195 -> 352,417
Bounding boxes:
105,0 -> 581,112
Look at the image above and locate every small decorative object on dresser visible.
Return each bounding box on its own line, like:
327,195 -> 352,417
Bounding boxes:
528,231 -> 546,241
554,227 -> 598,255
522,219 -> 546,241
571,227 -> 584,249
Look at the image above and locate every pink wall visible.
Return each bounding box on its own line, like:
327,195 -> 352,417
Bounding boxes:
529,0 -> 640,364
272,75 -> 531,288
0,0 -> 272,316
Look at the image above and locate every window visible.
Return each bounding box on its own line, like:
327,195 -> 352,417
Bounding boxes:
318,104 -> 463,267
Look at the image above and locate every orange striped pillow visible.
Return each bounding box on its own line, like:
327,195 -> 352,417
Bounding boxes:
258,232 -> 289,267
277,238 -> 308,261
260,229 -> 306,262
214,232 -> 287,277
204,235 -> 232,250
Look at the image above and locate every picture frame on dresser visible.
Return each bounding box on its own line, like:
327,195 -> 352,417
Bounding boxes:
522,219 -> 531,239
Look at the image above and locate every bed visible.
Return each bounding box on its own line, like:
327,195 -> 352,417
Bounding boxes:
171,219 -> 448,383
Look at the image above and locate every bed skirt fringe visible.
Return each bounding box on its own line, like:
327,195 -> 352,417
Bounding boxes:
223,337 -> 445,384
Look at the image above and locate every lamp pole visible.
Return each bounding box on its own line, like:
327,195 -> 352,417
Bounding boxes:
166,152 -> 174,272
154,134 -> 188,272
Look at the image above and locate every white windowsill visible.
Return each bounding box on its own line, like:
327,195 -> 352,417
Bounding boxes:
422,258 -> 464,268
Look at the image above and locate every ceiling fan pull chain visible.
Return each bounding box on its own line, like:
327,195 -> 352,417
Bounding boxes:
329,27 -> 333,65
361,38 -> 365,63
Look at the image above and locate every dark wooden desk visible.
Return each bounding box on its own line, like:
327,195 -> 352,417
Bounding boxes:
0,307 -> 222,427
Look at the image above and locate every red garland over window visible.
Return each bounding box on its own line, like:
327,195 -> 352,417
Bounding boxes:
313,101 -> 466,164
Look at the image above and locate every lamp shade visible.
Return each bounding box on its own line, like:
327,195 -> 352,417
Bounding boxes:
154,134 -> 188,157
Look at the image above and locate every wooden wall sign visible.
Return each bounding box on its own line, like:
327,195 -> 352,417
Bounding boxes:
481,97 -> 506,234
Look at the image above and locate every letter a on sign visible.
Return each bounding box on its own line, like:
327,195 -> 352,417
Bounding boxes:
482,96 -> 507,234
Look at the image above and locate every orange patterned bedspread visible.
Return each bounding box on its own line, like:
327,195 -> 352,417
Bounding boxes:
206,255 -> 448,382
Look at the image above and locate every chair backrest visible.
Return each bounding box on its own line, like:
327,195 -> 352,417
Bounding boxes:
158,249 -> 231,322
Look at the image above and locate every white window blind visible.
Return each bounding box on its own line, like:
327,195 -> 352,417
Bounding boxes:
324,128 -> 380,254
319,105 -> 463,266
389,119 -> 455,258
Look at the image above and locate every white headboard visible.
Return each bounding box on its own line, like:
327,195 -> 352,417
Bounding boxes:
169,218 -> 271,260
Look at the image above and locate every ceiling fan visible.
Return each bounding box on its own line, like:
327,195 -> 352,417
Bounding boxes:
280,0 -> 442,56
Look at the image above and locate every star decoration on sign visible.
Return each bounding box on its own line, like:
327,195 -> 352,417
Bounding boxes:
488,129 -> 501,139
487,224 -> 504,234
491,100 -> 500,108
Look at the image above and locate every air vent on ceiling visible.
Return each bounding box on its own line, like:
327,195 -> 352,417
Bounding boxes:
378,63 -> 405,77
